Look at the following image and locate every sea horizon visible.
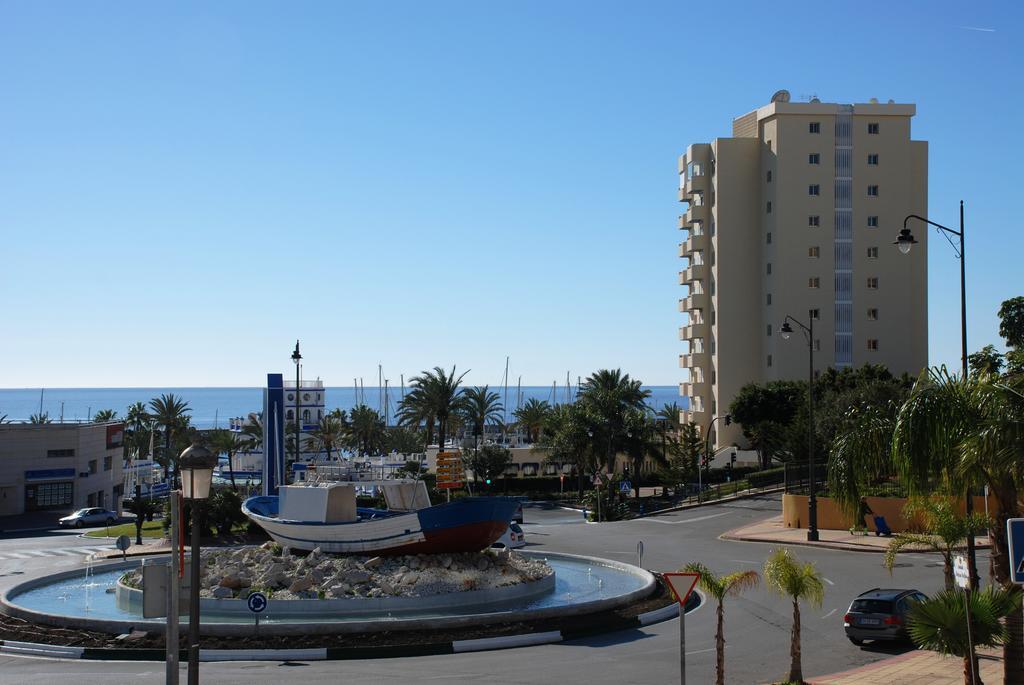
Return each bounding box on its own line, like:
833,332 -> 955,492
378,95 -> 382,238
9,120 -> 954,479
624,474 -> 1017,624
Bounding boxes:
0,386 -> 687,429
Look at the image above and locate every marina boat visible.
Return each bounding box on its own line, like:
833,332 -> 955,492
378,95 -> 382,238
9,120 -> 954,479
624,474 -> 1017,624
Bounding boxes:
242,480 -> 519,555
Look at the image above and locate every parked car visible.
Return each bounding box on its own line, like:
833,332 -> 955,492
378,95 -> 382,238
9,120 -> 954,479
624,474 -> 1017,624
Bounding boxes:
491,522 -> 526,549
843,588 -> 927,645
513,501 -> 524,524
59,508 -> 118,528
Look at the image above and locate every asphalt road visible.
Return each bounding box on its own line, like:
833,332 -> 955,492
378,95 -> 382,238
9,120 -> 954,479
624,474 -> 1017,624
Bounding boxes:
0,495 -> 973,685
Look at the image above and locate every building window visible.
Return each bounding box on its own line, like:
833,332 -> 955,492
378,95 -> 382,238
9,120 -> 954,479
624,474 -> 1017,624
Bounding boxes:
867,246 -> 879,258
766,201 -> 772,214
711,370 -> 716,384
103,456 -> 112,471
286,409 -> 294,421
809,184 -> 820,196
867,277 -> 879,289
868,185 -> 879,196
88,460 -> 97,475
710,311 -> 716,325
767,140 -> 773,151
767,324 -> 772,337
808,246 -> 820,258
868,122 -> 879,134
809,277 -> 820,288
47,448 -> 75,458
809,215 -> 820,227
766,170 -> 772,183
867,308 -> 879,320
767,354 -> 773,368
766,232 -> 772,244
808,153 -> 820,165
868,154 -> 879,165
767,263 -> 772,275
867,216 -> 879,227
810,308 -> 820,319
766,293 -> 772,306
867,339 -> 879,350
809,122 -> 820,134
302,409 -> 311,423
710,340 -> 716,354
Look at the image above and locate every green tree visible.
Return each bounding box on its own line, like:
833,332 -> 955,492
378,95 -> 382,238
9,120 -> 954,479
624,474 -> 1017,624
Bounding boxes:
208,429 -> 240,491
92,408 -> 117,422
385,426 -> 426,455
148,393 -> 192,485
537,402 -> 595,498
460,385 -> 504,445
513,398 -> 551,443
665,421 -> 702,487
304,413 -> 347,462
998,296 -> 1024,348
396,387 -> 436,447
238,413 -> 264,453
401,366 -> 468,451
969,344 -> 1005,376
884,498 -> 990,591
763,549 -> 825,685
347,405 -> 386,456
462,444 -> 513,484
682,562 -> 759,685
578,369 -> 650,473
621,408 -> 668,498
729,381 -> 804,467
908,587 -> 1022,685
29,411 -> 51,424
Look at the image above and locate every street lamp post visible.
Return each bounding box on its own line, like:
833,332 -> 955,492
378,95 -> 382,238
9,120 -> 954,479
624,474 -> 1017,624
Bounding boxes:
780,313 -> 819,541
896,201 -> 978,588
179,444 -> 218,685
701,414 -> 731,503
291,340 -> 302,477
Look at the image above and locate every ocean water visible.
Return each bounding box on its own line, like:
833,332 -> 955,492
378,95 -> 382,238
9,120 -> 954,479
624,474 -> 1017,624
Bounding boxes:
0,386 -> 687,428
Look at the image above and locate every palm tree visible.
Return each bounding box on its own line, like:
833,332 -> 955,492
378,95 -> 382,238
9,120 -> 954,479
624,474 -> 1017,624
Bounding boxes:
305,413 -> 348,461
682,562 -> 759,685
148,393 -> 192,485
461,386 -> 503,445
514,398 -> 551,443
763,549 -> 825,685
348,404 -> 386,456
208,429 -> 239,491
656,402 -> 683,432
238,412 -> 264,453
29,411 -> 51,424
578,369 -> 651,472
397,387 -> 436,446
92,408 -> 117,422
537,403 -> 595,498
405,366 -> 468,451
884,498 -> 990,591
621,408 -> 669,498
908,587 -> 1022,685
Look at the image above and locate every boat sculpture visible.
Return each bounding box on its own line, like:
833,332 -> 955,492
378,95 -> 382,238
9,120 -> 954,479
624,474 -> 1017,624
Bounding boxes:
242,480 -> 520,555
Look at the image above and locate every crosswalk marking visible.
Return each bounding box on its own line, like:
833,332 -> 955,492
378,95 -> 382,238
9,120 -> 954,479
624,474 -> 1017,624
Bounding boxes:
0,545 -> 110,561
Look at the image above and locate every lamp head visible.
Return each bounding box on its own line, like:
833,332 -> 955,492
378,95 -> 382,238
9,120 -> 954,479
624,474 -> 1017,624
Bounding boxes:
179,444 -> 218,500
291,339 -> 302,365
894,228 -> 918,255
780,321 -> 794,340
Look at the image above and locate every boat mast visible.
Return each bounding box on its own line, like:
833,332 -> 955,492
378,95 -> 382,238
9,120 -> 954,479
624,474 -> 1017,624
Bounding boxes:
502,356 -> 509,427
378,364 -> 383,415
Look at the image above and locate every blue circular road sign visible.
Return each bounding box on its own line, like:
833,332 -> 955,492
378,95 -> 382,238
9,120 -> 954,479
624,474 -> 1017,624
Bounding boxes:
247,591 -> 268,614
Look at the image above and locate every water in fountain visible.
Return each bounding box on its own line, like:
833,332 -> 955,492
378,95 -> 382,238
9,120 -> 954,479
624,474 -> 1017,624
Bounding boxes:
82,558 -> 94,612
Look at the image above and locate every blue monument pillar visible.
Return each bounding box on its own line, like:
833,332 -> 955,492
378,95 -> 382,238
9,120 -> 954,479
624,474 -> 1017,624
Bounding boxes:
262,374 -> 285,496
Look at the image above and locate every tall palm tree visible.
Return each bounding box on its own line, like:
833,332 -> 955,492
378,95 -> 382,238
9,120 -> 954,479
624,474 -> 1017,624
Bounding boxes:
578,369 -> 651,472
305,413 -> 348,461
461,386 -> 503,445
514,398 -> 551,443
621,408 -> 669,498
148,393 -> 192,485
656,402 -> 683,432
884,498 -> 990,591
28,411 -> 51,424
208,429 -> 239,491
239,412 -> 264,453
908,587 -> 1022,685
537,403 -> 595,498
348,404 -> 386,456
682,562 -> 759,685
763,549 -> 825,685
397,387 -> 436,446
92,408 -> 117,422
406,366 -> 468,451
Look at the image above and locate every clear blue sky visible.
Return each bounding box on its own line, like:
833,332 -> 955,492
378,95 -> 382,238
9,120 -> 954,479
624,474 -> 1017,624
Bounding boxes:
1,1 -> 1020,388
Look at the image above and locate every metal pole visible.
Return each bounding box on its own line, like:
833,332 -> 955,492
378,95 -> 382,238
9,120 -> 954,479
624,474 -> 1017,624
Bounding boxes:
187,476 -> 200,685
807,315 -> 818,542
959,201 -> 979,590
964,587 -> 977,685
166,490 -> 180,685
679,602 -> 687,685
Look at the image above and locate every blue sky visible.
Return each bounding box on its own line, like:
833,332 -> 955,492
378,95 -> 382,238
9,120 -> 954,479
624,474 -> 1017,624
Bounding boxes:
1,1 -> 1021,388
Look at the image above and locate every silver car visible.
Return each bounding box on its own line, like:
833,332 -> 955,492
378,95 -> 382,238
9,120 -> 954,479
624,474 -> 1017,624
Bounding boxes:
59,507 -> 118,528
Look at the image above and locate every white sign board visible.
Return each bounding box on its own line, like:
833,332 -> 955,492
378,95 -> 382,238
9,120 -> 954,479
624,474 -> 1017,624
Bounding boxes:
954,555 -> 970,590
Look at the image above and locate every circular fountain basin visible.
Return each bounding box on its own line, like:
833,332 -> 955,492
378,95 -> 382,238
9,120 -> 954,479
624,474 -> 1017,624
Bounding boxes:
1,551 -> 656,636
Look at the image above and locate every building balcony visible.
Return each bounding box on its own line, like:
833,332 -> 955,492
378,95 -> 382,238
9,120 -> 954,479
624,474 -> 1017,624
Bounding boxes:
683,202 -> 708,225
680,380 -> 709,398
680,231 -> 709,256
679,290 -> 709,312
679,351 -> 711,369
679,320 -> 709,341
680,262 -> 707,284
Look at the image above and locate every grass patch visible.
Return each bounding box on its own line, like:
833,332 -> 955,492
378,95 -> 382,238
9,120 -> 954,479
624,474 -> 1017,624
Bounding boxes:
84,520 -> 165,539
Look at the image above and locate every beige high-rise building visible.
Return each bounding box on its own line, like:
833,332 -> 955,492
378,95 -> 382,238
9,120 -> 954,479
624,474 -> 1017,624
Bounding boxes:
678,92 -> 928,450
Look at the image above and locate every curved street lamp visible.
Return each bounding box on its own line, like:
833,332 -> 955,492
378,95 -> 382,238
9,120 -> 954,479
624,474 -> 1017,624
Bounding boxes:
701,414 -> 731,503
291,340 -> 302,474
779,313 -> 819,541
179,444 -> 217,685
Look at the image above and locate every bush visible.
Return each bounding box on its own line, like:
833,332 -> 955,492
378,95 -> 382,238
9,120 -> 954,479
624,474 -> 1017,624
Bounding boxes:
747,467 -> 787,488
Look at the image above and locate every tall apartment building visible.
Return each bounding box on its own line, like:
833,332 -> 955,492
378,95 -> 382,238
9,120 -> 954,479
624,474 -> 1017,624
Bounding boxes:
678,92 -> 928,450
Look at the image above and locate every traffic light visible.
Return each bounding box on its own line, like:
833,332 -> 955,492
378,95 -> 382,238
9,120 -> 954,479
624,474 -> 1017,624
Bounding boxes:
485,478 -> 491,485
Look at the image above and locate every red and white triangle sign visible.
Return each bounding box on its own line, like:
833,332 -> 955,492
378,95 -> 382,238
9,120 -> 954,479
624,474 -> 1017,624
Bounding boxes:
663,572 -> 700,606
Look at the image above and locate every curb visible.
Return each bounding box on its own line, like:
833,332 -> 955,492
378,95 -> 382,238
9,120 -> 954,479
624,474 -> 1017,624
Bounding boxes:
719,530 -> 992,554
641,486 -> 785,518
0,600 -> 687,662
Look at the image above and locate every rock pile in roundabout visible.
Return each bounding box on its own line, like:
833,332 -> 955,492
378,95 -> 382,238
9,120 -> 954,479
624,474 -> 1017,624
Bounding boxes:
121,542 -> 553,601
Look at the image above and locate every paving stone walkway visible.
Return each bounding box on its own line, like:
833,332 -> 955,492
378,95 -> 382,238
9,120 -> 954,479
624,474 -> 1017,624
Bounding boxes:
806,647 -> 1001,684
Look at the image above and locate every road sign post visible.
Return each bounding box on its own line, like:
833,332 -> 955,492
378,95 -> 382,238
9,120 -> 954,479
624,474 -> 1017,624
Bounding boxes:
663,572 -> 700,685
1006,519 -> 1024,584
115,534 -> 132,561
954,555 -> 978,685
247,591 -> 268,635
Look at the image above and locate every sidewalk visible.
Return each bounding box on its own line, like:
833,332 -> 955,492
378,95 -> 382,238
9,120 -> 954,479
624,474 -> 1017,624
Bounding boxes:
723,515 -> 990,553
806,647 -> 1001,684
93,538 -> 171,560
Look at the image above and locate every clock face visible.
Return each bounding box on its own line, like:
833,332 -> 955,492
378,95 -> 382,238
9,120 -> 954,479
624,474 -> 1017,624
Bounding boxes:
287,394 -> 294,401
303,393 -> 311,401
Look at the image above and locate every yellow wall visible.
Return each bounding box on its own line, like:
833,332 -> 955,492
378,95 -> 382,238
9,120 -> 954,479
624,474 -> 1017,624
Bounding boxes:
782,494 -> 997,533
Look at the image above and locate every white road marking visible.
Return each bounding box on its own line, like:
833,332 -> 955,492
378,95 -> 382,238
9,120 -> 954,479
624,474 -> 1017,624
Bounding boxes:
821,608 -> 838,619
631,512 -> 729,525
824,577 -> 835,586
729,559 -> 761,565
